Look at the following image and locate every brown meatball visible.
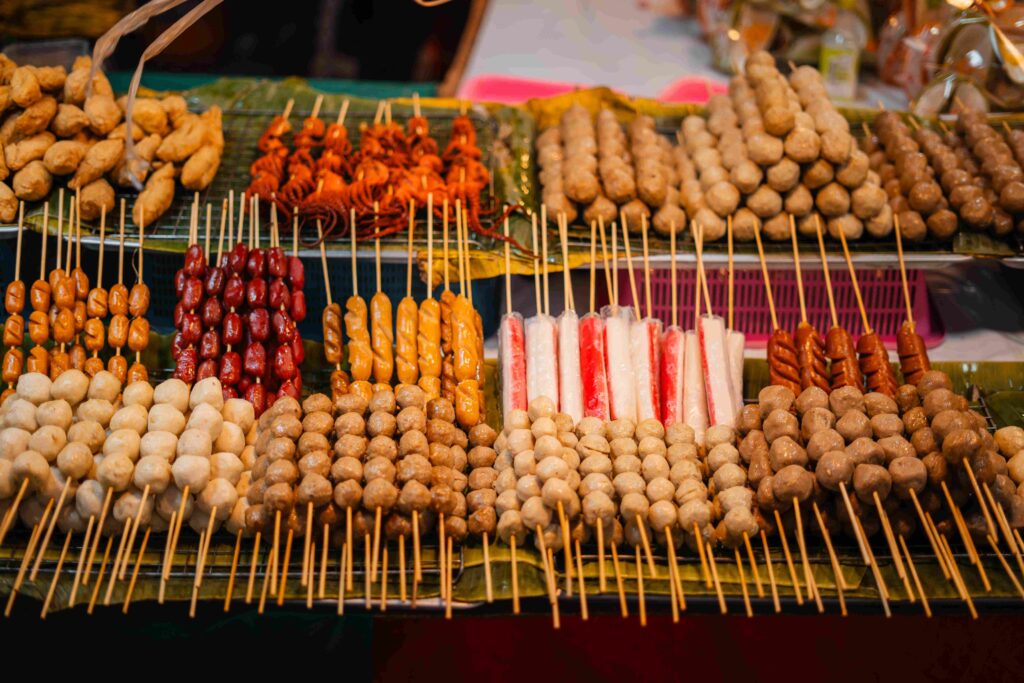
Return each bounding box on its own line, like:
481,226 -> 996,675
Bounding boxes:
895,384 -> 920,413
301,411 -> 334,436
836,411 -> 871,443
334,393 -> 368,416
846,437 -> 884,467
853,463 -> 891,504
816,450 -> 854,491
366,435 -> 398,462
396,406 -> 426,434
335,412 -> 366,437
368,389 -> 397,414
736,404 -> 762,435
426,398 -> 455,422
367,411 -> 397,438
807,429 -> 845,462
921,452 -> 948,487
941,428 -> 981,465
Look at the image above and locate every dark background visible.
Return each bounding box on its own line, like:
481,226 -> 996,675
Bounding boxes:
3,599 -> 1024,681
0,0 -> 472,83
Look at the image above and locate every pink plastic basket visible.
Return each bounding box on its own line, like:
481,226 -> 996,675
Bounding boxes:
618,268 -> 943,348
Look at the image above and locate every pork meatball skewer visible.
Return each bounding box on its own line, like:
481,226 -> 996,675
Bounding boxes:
330,391 -> 370,592
393,384 -> 433,601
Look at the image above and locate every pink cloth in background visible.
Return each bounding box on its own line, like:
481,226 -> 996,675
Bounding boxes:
457,74 -> 725,105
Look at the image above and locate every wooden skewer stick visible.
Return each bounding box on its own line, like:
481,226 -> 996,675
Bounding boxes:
789,215 -> 808,323
873,490 -> 914,597
597,217 -> 615,307
380,542 -> 388,611
510,534 -> 520,614
813,215 -> 840,329
445,536 -> 455,620
68,515 -> 96,607
635,545 -> 647,626
742,532 -> 764,598
245,531 -> 262,604
557,501 -> 573,596
960,459 -> 999,548
900,535 -> 931,618
909,488 -> 950,580
302,501 -> 313,587
575,539 -> 588,621
364,536 -> 372,610
82,488 -> 113,586
939,532 -> 978,619
87,535 -> 114,615
751,218 -> 779,331
224,529 -> 243,612
984,484 -> 1024,580
706,541 -> 726,614
852,512 -> 892,617
640,214 -> 652,318
40,531 -> 73,619
117,483 -> 151,581
122,526 -> 151,614
772,510 -> 804,605
735,547 -> 753,618
813,502 -> 847,617
665,527 -> 686,612
5,513 -> 49,616
620,215 -> 642,322
277,527 -> 295,606
398,534 -> 407,604
941,480 -> 991,590
893,214 -> 915,329
482,531 -> 493,603
337,543 -> 346,615
30,477 -> 72,581
611,540 -> 628,618
103,519 -> 132,606
987,534 -> 1024,599
694,521 -> 712,588
792,499 -> 822,613
307,541 -> 317,610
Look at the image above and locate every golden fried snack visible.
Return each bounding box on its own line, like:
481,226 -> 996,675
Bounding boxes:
201,105 -> 224,150
63,57 -> 113,105
4,131 -> 56,171
0,181 -> 15,223
180,145 -> 221,190
0,86 -> 10,118
14,95 -> 57,136
12,160 -> 51,200
132,162 -> 175,227
128,97 -> 170,136
10,66 -> 41,107
112,133 -> 160,187
34,65 -> 66,92
107,121 -> 145,142
69,138 -> 123,189
84,94 -> 122,135
156,113 -> 206,162
50,103 -> 89,137
161,95 -> 189,127
42,139 -> 88,176
0,55 -> 15,84
78,178 -> 115,221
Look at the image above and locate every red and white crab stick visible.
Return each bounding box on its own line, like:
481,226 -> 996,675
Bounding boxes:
499,214 -> 527,417
660,227 -> 685,428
